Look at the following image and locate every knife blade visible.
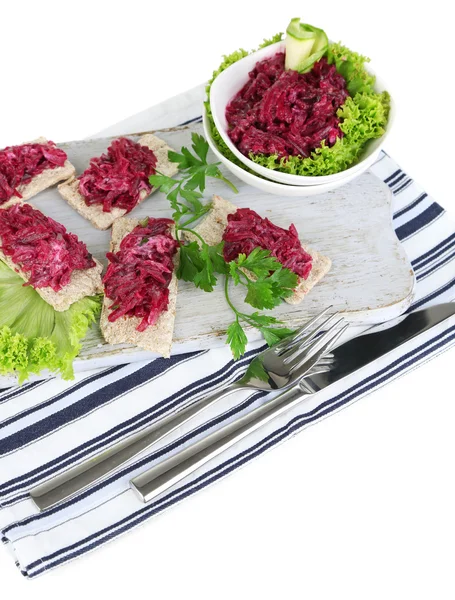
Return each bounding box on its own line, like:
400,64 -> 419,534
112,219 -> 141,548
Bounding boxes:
130,302 -> 455,503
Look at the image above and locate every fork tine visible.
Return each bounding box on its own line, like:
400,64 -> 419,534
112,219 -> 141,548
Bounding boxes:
305,365 -> 331,376
281,314 -> 338,357
274,305 -> 334,352
287,321 -> 349,372
281,316 -> 344,362
314,356 -> 335,366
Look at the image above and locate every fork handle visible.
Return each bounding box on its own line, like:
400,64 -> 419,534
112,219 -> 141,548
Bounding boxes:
131,384 -> 309,503
30,382 -> 241,511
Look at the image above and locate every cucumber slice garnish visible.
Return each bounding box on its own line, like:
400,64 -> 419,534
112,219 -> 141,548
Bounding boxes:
285,19 -> 328,73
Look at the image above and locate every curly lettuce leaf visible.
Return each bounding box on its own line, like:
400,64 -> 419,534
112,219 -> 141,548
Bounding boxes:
0,260 -> 101,383
327,42 -> 376,96
206,37 -> 390,178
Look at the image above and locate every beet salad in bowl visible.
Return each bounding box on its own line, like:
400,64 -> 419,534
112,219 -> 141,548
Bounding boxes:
205,19 -> 393,187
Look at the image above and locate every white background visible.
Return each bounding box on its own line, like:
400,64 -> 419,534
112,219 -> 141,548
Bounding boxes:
1,0 -> 454,598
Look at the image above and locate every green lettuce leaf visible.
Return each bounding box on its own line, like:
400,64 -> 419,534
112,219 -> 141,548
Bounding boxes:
206,37 -> 390,178
0,260 -> 101,383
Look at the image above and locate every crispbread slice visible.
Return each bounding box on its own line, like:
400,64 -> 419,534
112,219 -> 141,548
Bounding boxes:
58,134 -> 179,230
0,203 -> 103,311
100,217 -> 179,357
0,137 -> 76,210
188,195 -> 331,304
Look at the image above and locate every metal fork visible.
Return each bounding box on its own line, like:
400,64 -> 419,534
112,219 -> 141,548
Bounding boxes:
30,307 -> 346,511
130,323 -> 347,503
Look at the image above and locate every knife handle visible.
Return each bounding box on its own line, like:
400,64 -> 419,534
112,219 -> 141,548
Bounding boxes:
131,384 -> 309,503
30,382 -> 241,511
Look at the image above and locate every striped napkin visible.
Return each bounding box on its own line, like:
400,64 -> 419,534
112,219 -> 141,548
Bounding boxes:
1,86 -> 455,578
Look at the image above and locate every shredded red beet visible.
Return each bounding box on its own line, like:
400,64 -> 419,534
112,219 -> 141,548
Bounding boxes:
103,218 -> 178,331
0,204 -> 96,291
0,141 -> 67,206
226,53 -> 348,160
223,208 -> 313,279
78,138 -> 157,214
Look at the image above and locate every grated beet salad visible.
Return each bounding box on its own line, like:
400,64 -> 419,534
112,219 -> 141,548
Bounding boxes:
0,141 -> 67,206
223,208 -> 313,279
104,218 -> 178,331
226,53 -> 348,160
78,138 -> 157,214
0,204 -> 96,291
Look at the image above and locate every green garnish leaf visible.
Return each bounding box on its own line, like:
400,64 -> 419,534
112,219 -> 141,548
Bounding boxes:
186,169 -> 207,193
191,132 -> 209,163
229,248 -> 298,310
245,356 -> 269,383
247,312 -> 281,327
236,248 -> 282,278
260,326 -> 294,346
226,320 -> 248,360
245,279 -> 279,310
177,240 -> 223,293
180,187 -> 204,212
148,173 -> 176,194
167,150 -> 191,170
177,241 -> 206,283
208,242 -> 229,275
193,243 -> 218,292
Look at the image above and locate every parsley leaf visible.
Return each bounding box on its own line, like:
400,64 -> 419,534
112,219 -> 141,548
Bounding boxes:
208,243 -> 229,275
269,266 -> 298,291
177,239 -> 225,293
260,327 -> 294,346
245,356 -> 269,383
179,188 -> 204,213
245,279 -> 279,310
223,273 -> 296,359
191,132 -> 209,163
193,243 -> 217,292
230,249 -> 298,310
236,248 -> 281,277
177,241 -> 206,283
148,173 -> 176,194
226,320 -> 248,360
246,312 -> 281,327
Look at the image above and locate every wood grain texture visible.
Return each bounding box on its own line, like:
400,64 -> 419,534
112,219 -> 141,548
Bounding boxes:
0,122 -> 415,381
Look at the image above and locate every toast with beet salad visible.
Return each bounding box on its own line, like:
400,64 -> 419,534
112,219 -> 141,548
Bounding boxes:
100,216 -> 179,357
0,137 -> 75,209
58,135 -> 178,230
186,195 -> 331,304
0,203 -> 103,312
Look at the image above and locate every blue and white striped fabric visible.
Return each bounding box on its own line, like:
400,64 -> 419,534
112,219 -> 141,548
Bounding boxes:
1,86 -> 455,578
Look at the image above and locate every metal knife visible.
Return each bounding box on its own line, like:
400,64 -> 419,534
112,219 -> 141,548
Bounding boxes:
130,302 -> 455,503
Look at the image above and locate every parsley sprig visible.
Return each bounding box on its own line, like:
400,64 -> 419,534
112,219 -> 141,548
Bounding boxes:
225,250 -> 296,358
149,133 -> 238,226
149,134 -> 295,358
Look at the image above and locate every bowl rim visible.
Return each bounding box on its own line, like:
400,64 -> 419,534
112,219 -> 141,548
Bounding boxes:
209,40 -> 394,186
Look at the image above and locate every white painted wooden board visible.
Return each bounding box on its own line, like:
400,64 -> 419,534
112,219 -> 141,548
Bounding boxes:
1,122 -> 415,382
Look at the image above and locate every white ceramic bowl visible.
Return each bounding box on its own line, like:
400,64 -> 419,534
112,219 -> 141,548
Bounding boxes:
209,40 -> 394,186
203,112 -> 372,197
